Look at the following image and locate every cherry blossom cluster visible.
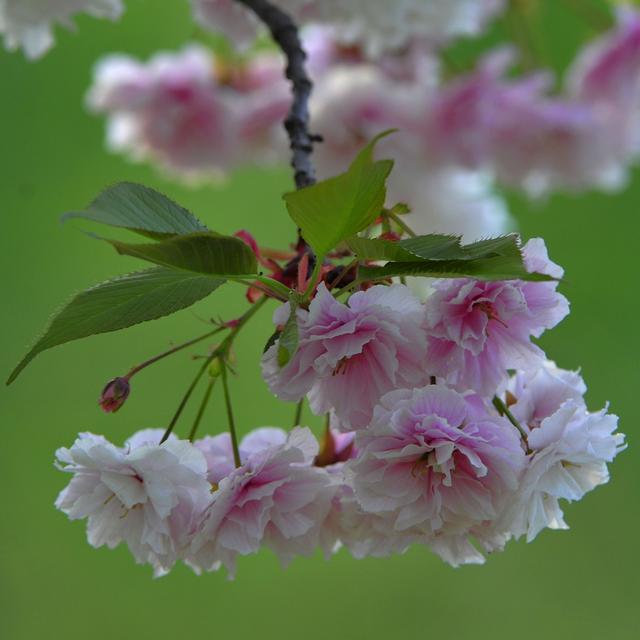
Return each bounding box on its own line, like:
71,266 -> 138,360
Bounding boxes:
55,238 -> 625,576
6,0 -> 628,580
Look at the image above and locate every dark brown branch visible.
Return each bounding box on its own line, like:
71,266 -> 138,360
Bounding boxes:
234,0 -> 318,189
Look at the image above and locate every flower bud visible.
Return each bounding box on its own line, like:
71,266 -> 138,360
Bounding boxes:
208,357 -> 223,378
99,377 -> 131,413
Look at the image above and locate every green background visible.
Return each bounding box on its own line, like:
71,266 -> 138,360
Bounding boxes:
0,2 -> 637,638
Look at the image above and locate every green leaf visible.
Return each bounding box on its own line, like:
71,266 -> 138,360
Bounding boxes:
359,257 -> 553,282
283,131 -> 395,257
347,234 -> 466,262
263,329 -> 282,354
104,232 -> 258,277
348,233 -> 553,281
277,298 -> 300,367
63,182 -> 208,238
348,233 -> 526,263
7,268 -> 224,385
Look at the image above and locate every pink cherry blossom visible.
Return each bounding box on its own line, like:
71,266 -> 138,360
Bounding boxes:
507,360 -> 587,429
567,7 -> 640,182
500,399 -> 625,543
311,62 -> 436,181
192,0 -> 504,57
308,48 -> 514,241
262,283 -> 429,430
417,49 -> 631,195
315,428 -> 419,559
190,0 -> 261,50
87,45 -> 289,179
424,238 -> 569,396
188,427 -> 335,577
569,7 -> 640,113
309,1 -> 504,57
195,427 -> 288,485
348,385 -> 525,565
0,0 -> 123,59
55,429 -> 211,576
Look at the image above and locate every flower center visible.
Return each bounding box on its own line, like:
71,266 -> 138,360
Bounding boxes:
411,451 -> 438,477
473,301 -> 508,329
332,356 -> 351,376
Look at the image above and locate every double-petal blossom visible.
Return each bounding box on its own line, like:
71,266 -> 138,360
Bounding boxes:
55,429 -> 211,576
188,427 -> 335,577
349,385 -> 525,566
424,238 -> 569,396
262,283 -> 429,430
499,365 -> 626,542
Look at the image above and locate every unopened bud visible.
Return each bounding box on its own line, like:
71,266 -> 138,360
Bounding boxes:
99,377 -> 131,413
208,357 -> 223,378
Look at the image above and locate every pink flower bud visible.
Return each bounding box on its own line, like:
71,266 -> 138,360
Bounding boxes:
99,377 -> 131,413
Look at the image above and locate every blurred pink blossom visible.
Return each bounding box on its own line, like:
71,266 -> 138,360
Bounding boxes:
192,0 -> 504,57
0,0 -> 123,59
87,45 -> 290,179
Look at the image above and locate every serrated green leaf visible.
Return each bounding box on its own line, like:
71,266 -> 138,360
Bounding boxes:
7,268 -> 224,385
347,234 -> 466,262
348,233 -> 524,264
63,182 -> 208,238
359,257 -> 553,282
277,298 -> 300,367
283,131 -> 395,258
104,232 -> 258,277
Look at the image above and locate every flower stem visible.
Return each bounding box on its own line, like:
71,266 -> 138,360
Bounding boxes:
303,256 -> 323,300
160,356 -> 213,444
127,326 -> 226,378
231,276 -> 290,302
221,361 -> 242,468
492,395 -> 530,451
159,297 -> 268,444
188,377 -> 217,442
293,398 -> 304,427
386,209 -> 417,238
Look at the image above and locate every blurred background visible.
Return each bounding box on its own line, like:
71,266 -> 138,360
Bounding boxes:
0,1 -> 637,639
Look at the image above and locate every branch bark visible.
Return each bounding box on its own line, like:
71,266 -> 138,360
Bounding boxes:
234,0 -> 318,190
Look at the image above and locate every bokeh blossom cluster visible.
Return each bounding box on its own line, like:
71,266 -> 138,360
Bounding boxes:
73,5 -> 640,242
56,237 -> 625,575
0,0 -> 123,59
